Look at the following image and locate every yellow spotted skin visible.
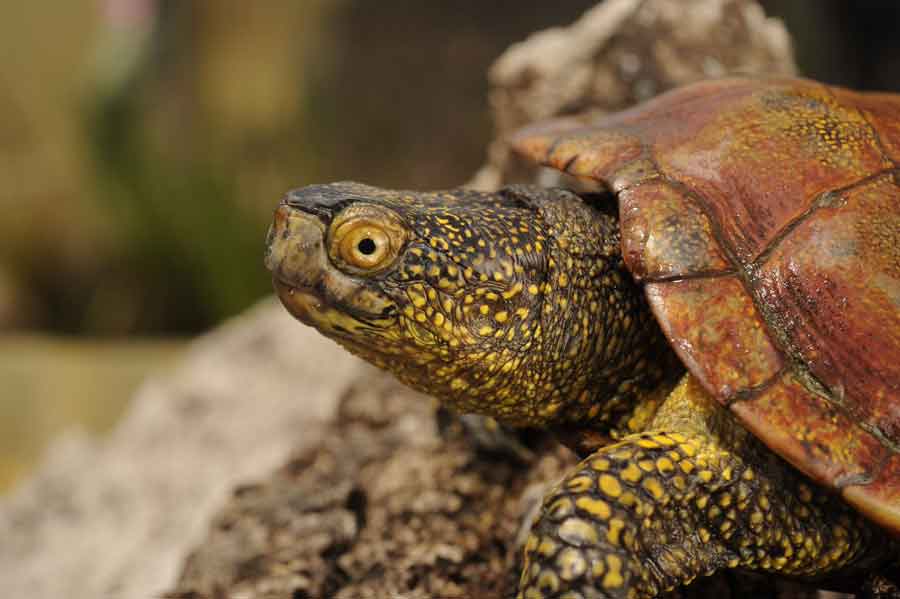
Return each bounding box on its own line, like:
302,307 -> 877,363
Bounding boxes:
268,182 -> 675,430
266,181 -> 896,597
519,376 -> 888,598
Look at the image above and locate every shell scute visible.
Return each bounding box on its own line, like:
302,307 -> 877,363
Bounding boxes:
646,276 -> 783,399
756,174 -> 900,445
731,371 -> 888,489
619,181 -> 730,280
653,79 -> 893,263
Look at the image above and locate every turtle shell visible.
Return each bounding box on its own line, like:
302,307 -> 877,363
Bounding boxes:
512,77 -> 900,532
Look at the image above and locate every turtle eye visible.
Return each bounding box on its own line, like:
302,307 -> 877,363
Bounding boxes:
328,203 -> 407,274
332,219 -> 397,272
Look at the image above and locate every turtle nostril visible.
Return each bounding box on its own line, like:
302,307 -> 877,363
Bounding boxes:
272,204 -> 292,230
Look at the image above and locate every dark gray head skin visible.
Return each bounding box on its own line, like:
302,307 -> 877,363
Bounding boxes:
265,182 -> 675,431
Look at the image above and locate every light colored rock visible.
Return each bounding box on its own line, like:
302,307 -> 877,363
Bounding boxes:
0,299 -> 368,599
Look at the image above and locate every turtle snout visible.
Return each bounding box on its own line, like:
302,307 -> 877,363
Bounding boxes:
265,204 -> 329,291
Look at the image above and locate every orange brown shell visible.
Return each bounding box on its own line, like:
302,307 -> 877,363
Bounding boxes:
511,77 -> 900,532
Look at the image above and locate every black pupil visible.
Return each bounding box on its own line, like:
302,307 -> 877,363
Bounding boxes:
357,237 -> 377,255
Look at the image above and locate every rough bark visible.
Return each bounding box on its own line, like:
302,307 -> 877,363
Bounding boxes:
168,374 -> 573,598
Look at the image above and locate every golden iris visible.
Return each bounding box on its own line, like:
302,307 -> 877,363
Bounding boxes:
334,220 -> 394,271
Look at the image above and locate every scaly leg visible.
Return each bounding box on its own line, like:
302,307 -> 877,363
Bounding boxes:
518,376 -> 889,598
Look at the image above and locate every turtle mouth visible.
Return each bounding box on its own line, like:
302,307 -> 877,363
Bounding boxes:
271,278 -> 329,326
266,204 -> 399,336
270,276 -> 396,332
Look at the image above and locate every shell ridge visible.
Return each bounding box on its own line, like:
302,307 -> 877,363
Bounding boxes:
641,268 -> 737,285
751,168 -> 900,270
722,364 -> 788,405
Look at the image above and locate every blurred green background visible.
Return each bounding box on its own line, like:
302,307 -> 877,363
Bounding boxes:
2,0 -> 899,490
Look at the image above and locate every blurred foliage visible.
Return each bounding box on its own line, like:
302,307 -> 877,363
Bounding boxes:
1,0 -> 600,337
83,2 -> 322,333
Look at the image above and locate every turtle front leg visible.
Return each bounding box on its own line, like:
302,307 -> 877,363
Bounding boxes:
518,376 -> 886,598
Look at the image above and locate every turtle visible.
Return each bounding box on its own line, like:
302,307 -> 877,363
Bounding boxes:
264,76 -> 900,597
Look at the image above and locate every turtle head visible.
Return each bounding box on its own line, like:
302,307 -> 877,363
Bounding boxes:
266,181 -> 655,427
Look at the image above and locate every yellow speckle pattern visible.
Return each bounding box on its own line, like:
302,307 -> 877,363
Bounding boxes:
278,182 -> 674,430
576,496 -> 611,520
566,475 -> 593,494
620,462 -> 643,483
518,375 -> 880,598
598,474 -> 623,498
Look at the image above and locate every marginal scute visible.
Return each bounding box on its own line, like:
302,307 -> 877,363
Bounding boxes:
843,455 -> 900,532
645,276 -> 783,401
516,127 -> 644,183
618,181 -> 730,281
510,79 -> 763,190
730,370 -> 888,491
608,158 -> 659,193
509,117 -> 585,166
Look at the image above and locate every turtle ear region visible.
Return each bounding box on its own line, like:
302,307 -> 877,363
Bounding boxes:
497,185 -> 551,209
496,185 -> 594,225
493,185 -> 568,218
